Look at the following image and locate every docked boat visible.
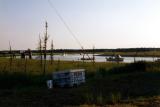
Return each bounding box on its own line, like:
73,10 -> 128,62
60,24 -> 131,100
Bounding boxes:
155,59 -> 160,62
106,55 -> 124,62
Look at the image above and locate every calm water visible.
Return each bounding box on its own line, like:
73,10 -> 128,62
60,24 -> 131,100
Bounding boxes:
31,54 -> 160,63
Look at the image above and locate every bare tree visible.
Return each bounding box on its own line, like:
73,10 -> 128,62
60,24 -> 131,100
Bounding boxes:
27,48 -> 32,59
38,34 -> 43,70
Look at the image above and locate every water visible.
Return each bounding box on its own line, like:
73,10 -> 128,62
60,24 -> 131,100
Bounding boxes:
31,54 -> 160,63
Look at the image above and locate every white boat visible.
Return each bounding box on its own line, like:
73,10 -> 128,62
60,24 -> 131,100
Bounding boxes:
106,55 -> 124,62
155,58 -> 160,62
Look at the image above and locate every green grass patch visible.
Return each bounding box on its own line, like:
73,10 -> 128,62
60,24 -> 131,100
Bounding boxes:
0,58 -> 160,106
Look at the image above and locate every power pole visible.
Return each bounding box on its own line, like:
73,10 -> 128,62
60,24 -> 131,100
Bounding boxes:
43,21 -> 49,75
44,21 -> 48,59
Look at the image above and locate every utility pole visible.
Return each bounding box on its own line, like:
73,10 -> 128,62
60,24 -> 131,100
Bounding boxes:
43,21 -> 49,75
44,21 -> 48,60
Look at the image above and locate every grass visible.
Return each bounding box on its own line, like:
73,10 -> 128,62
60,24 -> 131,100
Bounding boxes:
0,58 -> 160,106
100,51 -> 160,57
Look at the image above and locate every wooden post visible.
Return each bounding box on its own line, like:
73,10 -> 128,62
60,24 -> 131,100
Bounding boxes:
50,40 -> 54,64
24,58 -> 27,73
9,41 -> 13,72
92,45 -> 95,64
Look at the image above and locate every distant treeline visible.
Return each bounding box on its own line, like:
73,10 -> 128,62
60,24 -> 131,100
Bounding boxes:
0,48 -> 160,55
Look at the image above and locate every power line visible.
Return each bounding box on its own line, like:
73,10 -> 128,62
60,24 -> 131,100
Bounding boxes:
47,0 -> 84,49
47,0 -> 93,59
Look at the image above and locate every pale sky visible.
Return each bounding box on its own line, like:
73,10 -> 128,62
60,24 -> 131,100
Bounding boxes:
1,0 -> 160,50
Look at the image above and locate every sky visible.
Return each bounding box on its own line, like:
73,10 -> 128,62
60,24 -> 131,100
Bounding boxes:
1,0 -> 160,50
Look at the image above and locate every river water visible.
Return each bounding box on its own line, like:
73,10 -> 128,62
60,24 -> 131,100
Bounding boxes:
31,54 -> 160,63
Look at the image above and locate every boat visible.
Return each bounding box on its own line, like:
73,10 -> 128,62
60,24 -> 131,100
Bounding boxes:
106,55 -> 124,62
155,59 -> 160,62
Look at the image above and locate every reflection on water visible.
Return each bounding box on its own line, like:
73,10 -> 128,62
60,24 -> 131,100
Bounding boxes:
31,54 -> 160,63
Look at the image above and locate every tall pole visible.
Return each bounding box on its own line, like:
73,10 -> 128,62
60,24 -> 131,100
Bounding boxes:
43,21 -> 49,75
44,21 -> 48,59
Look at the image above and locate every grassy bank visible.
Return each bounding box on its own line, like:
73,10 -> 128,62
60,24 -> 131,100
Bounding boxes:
99,51 -> 160,57
0,58 -> 160,106
1,50 -> 160,58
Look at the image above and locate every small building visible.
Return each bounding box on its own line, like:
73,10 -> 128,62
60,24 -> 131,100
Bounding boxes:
52,69 -> 85,87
